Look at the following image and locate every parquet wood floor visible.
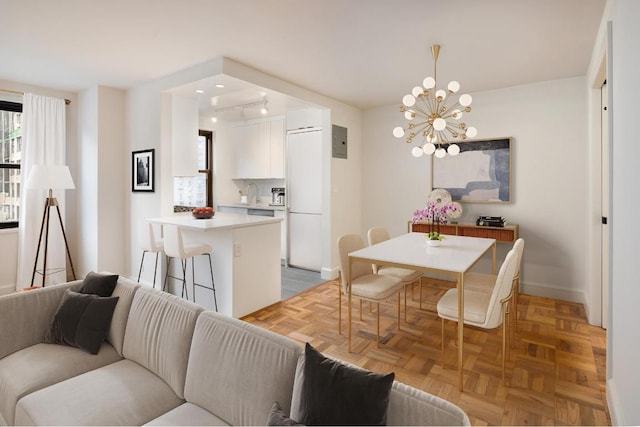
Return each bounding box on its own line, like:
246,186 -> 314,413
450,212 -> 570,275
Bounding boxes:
242,278 -> 610,426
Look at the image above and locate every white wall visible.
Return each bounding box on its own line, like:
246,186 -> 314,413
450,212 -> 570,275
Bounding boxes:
362,77 -> 589,304
77,86 -> 127,276
604,0 -> 640,424
77,87 -> 99,274
97,87 -> 127,273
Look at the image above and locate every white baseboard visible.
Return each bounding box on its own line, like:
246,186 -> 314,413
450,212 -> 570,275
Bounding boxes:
321,267 -> 339,281
0,283 -> 15,296
520,280 -> 585,305
606,378 -> 623,426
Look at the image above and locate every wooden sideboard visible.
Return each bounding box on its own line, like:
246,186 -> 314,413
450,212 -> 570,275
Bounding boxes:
409,221 -> 519,243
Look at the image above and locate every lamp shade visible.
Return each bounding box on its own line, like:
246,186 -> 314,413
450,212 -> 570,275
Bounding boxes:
26,165 -> 75,190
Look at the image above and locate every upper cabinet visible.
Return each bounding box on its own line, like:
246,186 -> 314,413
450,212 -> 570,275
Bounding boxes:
233,117 -> 284,179
270,119 -> 285,178
286,108 -> 322,130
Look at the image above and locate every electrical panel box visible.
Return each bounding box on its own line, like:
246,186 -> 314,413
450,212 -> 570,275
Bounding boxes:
332,125 -> 348,159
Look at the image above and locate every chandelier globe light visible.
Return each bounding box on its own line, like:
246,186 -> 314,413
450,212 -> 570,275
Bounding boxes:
393,44 -> 478,158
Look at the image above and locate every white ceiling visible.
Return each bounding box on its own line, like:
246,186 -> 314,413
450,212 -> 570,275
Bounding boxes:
1,0 -> 606,115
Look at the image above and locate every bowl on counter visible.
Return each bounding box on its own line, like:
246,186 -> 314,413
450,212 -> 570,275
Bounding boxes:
192,207 -> 215,219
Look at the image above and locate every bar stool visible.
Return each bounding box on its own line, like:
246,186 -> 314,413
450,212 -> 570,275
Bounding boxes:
162,224 -> 218,311
137,222 -> 164,288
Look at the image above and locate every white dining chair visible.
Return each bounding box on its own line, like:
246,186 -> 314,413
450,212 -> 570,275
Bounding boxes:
367,226 -> 422,322
162,224 -> 218,311
337,234 -> 404,348
437,248 -> 519,383
464,238 -> 525,339
137,222 -> 164,288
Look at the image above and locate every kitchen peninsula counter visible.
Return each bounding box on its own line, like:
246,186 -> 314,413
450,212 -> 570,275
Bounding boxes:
148,212 -> 281,318
149,211 -> 281,230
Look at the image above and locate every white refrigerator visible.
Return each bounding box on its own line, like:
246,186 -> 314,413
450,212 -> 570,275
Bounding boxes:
287,128 -> 323,271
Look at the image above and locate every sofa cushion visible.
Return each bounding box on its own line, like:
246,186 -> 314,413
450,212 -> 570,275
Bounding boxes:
0,342 -> 120,425
79,271 -> 119,296
44,289 -> 119,354
295,343 -> 394,426
290,351 -> 470,426
123,287 -> 203,399
14,359 -> 183,426
184,311 -> 303,425
145,402 -> 229,426
266,401 -> 301,426
387,381 -> 471,426
0,280 -> 83,360
106,275 -> 140,356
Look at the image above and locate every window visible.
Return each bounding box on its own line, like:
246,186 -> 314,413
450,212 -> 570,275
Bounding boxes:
173,130 -> 213,210
0,100 -> 22,229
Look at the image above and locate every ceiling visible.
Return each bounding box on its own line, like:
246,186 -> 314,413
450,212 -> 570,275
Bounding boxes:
1,0 -> 607,116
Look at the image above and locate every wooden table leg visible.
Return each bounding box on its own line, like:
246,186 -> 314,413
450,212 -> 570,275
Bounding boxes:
491,242 -> 497,274
458,272 -> 464,392
348,256 -> 352,353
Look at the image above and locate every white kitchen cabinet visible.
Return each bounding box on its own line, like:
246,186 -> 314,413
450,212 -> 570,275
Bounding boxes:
274,209 -> 287,263
234,123 -> 267,179
233,118 -> 285,179
286,108 -> 323,130
270,119 -> 285,178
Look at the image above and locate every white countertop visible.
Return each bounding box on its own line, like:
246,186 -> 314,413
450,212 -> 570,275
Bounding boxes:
148,212 -> 281,231
217,202 -> 286,211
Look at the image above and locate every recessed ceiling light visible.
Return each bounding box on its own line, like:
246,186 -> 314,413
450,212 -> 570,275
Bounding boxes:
215,84 -> 225,88
195,89 -> 204,94
211,116 -> 218,123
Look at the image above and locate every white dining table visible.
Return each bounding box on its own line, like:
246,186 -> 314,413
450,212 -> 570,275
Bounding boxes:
347,232 -> 496,392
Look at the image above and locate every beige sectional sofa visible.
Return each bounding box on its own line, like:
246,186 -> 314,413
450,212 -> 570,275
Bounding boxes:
0,276 -> 470,426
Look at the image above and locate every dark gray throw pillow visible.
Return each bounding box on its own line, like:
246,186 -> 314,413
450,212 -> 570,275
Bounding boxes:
298,343 -> 394,426
266,401 -> 302,426
45,289 -> 119,354
79,271 -> 119,297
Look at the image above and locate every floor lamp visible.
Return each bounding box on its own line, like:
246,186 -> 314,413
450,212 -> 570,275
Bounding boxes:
26,165 -> 77,287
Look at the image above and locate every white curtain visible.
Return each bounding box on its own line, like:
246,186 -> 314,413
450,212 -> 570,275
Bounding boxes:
16,93 -> 68,289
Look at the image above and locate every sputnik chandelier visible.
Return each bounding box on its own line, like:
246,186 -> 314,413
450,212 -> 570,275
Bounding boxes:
393,44 -> 477,158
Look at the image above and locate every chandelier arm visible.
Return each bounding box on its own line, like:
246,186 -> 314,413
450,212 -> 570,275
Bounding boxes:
428,94 -> 439,119
411,103 -> 431,118
444,124 -> 461,138
439,101 -> 462,119
422,123 -> 435,139
437,130 -> 449,145
412,122 -> 431,137
446,122 -> 466,130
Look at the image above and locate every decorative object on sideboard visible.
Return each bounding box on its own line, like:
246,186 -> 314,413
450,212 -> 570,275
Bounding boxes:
26,165 -> 77,287
132,149 -> 155,192
476,215 -> 506,227
392,44 -> 478,159
412,189 -> 462,242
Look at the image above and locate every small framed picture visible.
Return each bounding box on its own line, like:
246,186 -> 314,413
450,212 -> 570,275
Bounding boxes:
132,149 -> 155,192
